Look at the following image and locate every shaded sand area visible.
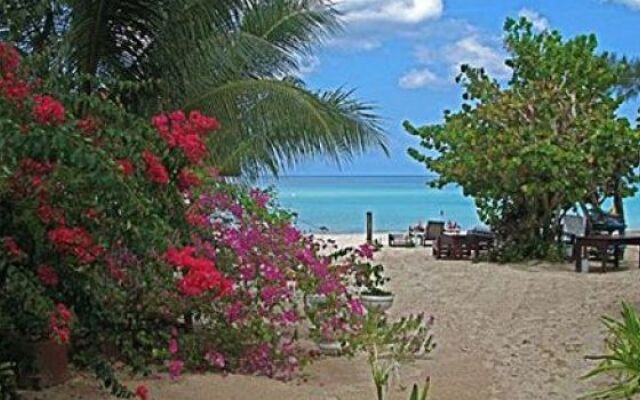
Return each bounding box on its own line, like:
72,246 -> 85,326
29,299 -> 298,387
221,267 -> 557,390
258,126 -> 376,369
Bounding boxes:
27,234 -> 639,400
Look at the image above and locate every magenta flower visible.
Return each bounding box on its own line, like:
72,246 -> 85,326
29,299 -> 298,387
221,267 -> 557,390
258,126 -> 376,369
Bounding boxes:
230,203 -> 244,218
357,243 -> 375,259
283,225 -> 302,245
205,351 -> 226,369
261,263 -> 283,281
348,298 -> 366,316
169,338 -> 179,354
226,301 -> 245,323
250,189 -> 270,208
168,360 -> 184,380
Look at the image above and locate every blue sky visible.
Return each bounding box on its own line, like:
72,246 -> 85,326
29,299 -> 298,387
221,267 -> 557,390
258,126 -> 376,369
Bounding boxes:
291,0 -> 640,176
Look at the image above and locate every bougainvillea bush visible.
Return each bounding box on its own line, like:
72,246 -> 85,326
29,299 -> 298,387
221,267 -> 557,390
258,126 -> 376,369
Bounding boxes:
0,42 -> 369,397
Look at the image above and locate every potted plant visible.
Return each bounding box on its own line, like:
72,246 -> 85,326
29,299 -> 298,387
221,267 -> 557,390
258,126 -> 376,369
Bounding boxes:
0,295 -> 72,389
355,261 -> 394,312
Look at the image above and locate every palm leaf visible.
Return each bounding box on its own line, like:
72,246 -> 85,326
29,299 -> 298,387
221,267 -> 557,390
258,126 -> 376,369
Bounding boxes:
187,79 -> 387,176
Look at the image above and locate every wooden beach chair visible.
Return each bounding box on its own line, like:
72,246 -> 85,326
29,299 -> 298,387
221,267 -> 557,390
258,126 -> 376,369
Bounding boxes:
561,214 -> 585,260
388,233 -> 414,247
422,221 -> 444,247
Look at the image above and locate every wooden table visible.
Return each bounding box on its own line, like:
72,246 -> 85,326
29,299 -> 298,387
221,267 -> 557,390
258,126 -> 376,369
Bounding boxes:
574,235 -> 640,272
435,233 -> 468,259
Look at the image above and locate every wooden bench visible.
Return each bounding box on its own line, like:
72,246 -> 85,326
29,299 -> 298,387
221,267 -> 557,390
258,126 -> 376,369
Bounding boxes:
574,235 -> 640,272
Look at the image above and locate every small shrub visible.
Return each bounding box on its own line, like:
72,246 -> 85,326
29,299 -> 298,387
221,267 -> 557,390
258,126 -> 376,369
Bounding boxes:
583,303 -> 640,399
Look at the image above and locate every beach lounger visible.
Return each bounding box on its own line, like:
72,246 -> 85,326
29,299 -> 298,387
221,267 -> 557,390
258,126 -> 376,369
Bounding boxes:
388,233 -> 414,247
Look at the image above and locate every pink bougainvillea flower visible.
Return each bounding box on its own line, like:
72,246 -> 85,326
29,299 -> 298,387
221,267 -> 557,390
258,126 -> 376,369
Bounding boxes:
205,351 -> 226,369
261,263 -> 283,282
229,203 -> 243,219
357,243 -> 375,259
168,338 -> 179,355
250,189 -> 270,208
32,95 -> 65,126
226,301 -> 245,323
348,298 -> 366,316
168,360 -> 184,380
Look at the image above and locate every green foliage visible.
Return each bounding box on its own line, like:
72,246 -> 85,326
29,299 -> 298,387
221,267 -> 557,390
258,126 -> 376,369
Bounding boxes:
0,362 -> 18,400
1,0 -> 387,176
583,303 -> 640,399
408,377 -> 430,400
354,312 -> 435,400
405,17 -> 640,260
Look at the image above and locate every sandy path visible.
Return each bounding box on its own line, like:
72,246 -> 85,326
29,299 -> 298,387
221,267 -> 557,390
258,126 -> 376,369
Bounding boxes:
25,234 -> 640,400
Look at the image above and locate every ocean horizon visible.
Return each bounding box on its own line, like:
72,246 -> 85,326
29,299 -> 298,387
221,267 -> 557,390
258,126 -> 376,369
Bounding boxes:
260,176 -> 640,234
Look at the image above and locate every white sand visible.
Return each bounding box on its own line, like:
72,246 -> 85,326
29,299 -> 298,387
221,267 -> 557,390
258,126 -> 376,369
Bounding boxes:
27,233 -> 639,399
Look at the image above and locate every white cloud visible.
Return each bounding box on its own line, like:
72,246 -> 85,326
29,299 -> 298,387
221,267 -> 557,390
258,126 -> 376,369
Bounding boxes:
326,37 -> 382,51
518,8 -> 550,32
607,0 -> 640,9
294,55 -> 320,77
398,68 -> 439,89
443,36 -> 510,79
336,0 -> 443,24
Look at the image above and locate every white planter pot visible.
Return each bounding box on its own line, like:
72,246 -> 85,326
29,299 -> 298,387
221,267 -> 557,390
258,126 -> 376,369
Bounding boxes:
305,294 -> 328,308
317,341 -> 342,356
360,293 -> 395,312
580,258 -> 590,273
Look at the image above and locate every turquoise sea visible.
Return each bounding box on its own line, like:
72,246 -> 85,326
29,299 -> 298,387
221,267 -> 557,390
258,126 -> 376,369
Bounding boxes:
260,176 -> 640,234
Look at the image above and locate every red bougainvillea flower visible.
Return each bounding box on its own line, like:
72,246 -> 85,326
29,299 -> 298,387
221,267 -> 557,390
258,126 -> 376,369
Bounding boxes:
141,150 -> 169,184
0,42 -> 21,76
20,158 -> 55,175
37,264 -> 59,287
49,303 -> 73,344
135,384 -> 149,400
151,110 -> 220,164
32,95 -> 65,126
166,246 -> 233,297
178,169 -> 201,191
188,110 -> 220,132
2,236 -> 24,258
48,226 -> 103,264
85,208 -> 100,221
76,116 -> 101,135
116,159 -> 135,176
37,204 -> 66,225
2,80 -> 30,103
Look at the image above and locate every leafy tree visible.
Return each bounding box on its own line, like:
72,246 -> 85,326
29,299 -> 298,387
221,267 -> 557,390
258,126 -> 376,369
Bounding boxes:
405,18 -> 640,260
1,0 -> 387,176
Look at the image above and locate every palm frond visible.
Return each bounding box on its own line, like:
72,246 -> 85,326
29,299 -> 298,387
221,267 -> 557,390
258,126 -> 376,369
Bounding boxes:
187,78 -> 387,176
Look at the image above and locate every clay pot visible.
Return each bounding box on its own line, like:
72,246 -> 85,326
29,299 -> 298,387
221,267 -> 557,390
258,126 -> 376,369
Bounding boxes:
17,339 -> 69,389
